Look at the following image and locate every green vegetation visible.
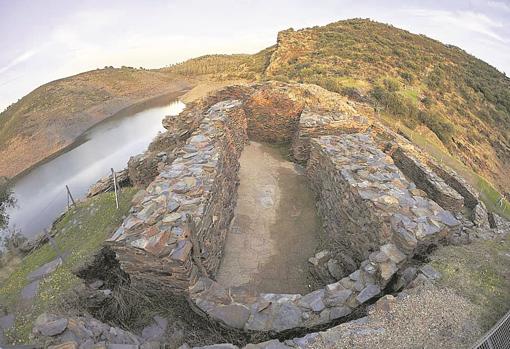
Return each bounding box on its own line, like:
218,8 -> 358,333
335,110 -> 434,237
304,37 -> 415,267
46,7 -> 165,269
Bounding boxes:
0,188 -> 136,343
160,47 -> 274,81
430,234 -> 510,330
160,19 -> 510,194
0,178 -> 15,229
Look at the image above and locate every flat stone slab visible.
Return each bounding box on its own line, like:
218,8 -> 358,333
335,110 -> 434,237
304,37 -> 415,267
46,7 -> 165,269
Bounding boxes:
27,257 -> 62,282
21,280 -> 40,300
0,314 -> 15,329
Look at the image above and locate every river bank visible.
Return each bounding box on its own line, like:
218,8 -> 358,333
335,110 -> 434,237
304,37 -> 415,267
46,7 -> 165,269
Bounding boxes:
3,83 -> 192,181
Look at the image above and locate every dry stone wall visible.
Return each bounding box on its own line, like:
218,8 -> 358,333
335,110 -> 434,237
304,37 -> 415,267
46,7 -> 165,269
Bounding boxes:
307,135 -> 461,268
291,109 -> 370,163
107,100 -> 247,292
390,146 -> 464,212
188,134 -> 461,333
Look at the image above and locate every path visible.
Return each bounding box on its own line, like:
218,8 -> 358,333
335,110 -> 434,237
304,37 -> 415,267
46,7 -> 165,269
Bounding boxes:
216,142 -> 320,294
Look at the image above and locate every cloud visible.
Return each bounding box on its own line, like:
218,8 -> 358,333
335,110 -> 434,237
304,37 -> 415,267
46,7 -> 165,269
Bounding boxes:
487,1 -> 510,12
0,49 -> 38,75
401,8 -> 509,43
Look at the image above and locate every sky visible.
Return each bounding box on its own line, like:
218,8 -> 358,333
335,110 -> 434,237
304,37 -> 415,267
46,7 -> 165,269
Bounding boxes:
0,0 -> 509,112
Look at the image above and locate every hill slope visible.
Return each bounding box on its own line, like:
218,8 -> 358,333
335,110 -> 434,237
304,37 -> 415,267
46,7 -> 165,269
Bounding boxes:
2,19 -> 509,195
165,19 -> 510,195
0,68 -> 191,178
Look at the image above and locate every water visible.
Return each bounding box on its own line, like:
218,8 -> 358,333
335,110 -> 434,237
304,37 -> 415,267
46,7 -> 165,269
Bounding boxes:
3,100 -> 185,239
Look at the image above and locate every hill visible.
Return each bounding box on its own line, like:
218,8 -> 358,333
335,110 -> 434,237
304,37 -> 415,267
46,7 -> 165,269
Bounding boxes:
0,68 -> 191,178
164,19 -> 510,196
2,19 -> 509,197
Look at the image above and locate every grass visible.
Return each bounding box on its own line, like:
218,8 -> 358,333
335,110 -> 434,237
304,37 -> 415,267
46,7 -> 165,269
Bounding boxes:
0,188 -> 136,344
430,234 -> 510,330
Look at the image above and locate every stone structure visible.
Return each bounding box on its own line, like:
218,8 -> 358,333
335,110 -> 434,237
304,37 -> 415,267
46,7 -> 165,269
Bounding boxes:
427,160 -> 480,209
87,169 -> 130,198
390,145 -> 464,213
307,135 -> 460,271
103,82 -> 497,335
107,100 -> 247,292
291,109 -> 370,163
187,135 -> 460,333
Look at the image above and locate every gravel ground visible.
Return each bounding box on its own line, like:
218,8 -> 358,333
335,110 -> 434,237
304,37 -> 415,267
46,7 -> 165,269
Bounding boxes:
309,285 -> 482,349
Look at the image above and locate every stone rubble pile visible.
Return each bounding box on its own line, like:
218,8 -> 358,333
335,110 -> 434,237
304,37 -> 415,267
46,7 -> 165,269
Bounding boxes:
107,100 -> 247,292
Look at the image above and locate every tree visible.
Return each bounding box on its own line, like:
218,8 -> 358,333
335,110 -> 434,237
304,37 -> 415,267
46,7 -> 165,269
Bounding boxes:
0,177 -> 15,229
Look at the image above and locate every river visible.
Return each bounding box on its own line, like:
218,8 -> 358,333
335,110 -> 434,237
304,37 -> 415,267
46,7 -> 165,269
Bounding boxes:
3,99 -> 185,240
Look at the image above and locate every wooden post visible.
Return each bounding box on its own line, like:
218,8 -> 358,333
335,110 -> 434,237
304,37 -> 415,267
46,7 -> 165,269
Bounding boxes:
44,229 -> 65,261
111,168 -> 119,209
66,185 -> 76,207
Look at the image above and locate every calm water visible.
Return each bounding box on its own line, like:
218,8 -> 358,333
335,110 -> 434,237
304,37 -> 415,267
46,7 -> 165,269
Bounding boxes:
4,100 -> 185,239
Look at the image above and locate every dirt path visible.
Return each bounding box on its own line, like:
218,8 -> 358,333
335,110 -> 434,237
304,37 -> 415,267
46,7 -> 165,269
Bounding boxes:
216,141 -> 320,294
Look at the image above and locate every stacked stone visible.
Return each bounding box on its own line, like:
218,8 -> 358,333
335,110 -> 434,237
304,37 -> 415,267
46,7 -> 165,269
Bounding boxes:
291,109 -> 370,163
427,159 -> 479,209
107,99 -> 247,293
188,134 -> 460,333
128,151 -> 171,188
243,85 -> 303,143
307,135 -> 459,272
390,146 -> 464,212
87,169 -> 130,198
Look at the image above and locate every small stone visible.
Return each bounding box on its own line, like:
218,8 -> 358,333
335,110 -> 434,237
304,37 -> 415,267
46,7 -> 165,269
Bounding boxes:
326,259 -> 343,280
356,284 -> 381,304
329,306 -> 351,320
298,290 -> 325,312
419,265 -> 441,280
34,313 -> 68,336
48,342 -> 78,349
162,212 -> 182,223
380,243 -> 406,264
209,304 -> 250,329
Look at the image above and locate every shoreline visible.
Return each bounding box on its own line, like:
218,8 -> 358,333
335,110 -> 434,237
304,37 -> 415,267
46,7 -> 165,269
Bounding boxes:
10,87 -> 192,182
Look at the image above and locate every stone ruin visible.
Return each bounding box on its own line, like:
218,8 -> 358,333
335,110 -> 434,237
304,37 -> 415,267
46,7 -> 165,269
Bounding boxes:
37,82 -> 507,348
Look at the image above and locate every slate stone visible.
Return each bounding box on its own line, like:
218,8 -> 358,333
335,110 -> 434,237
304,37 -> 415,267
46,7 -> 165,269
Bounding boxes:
34,313 -> 68,336
27,257 -> 62,282
419,265 -> 441,280
356,284 -> 381,304
21,280 -> 39,300
209,304 -> 250,329
329,306 -> 352,320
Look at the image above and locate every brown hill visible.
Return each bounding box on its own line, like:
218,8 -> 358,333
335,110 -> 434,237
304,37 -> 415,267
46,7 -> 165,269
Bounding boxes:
164,19 -> 510,197
0,68 -> 191,178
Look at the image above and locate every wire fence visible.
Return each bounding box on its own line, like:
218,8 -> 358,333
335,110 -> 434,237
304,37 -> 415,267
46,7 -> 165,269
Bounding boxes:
473,310 -> 510,349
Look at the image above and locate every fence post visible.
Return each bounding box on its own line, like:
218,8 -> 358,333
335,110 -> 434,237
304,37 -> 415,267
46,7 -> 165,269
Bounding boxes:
111,168 -> 119,209
66,185 -> 76,208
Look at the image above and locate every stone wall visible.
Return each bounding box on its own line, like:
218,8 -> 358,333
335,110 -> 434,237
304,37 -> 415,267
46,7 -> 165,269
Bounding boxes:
307,135 -> 460,272
291,109 -> 370,163
243,84 -> 304,143
188,134 -> 461,333
390,145 -> 464,212
427,159 -> 479,209
107,100 -> 248,292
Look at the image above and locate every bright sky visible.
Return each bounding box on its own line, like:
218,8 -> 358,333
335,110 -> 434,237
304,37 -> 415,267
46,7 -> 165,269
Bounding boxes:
1,0 -> 509,111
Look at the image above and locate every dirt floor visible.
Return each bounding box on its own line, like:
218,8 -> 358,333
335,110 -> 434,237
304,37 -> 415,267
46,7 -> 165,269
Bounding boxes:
216,141 -> 320,294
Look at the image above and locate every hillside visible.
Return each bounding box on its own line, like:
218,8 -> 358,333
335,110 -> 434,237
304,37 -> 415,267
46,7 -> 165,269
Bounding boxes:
164,19 -> 510,196
2,19 -> 509,196
0,68 -> 191,178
